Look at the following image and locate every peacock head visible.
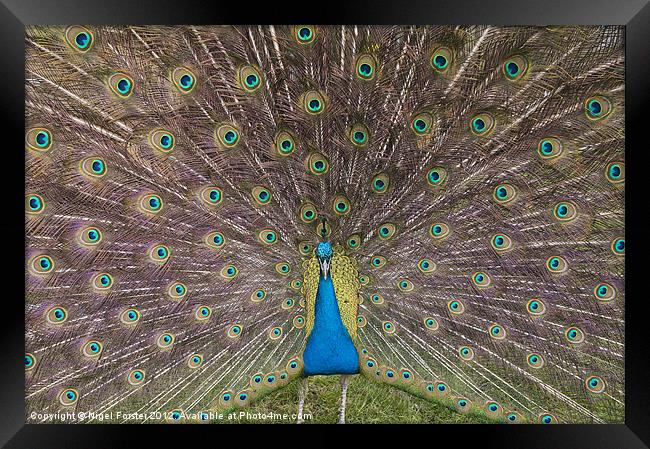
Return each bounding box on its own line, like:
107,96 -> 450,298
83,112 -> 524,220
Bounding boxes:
316,218 -> 333,279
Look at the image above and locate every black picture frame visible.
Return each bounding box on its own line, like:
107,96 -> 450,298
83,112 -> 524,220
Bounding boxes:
2,0 -> 648,447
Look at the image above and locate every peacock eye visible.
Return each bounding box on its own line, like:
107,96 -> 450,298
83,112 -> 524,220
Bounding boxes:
268,326 -> 283,340
26,127 -> 53,152
382,321 -> 396,334
539,413 -> 557,424
275,262 -> 291,276
502,55 -> 528,81
128,369 -> 146,386
411,112 -> 433,135
29,254 -> 54,275
429,222 -> 450,240
371,173 -> 390,193
157,333 -> 175,349
553,201 -> 578,222
286,357 -> 302,374
605,161 -> 625,184
252,186 -> 272,205
418,258 -> 436,273
293,315 -> 305,328
355,54 -> 377,80
258,229 -> 278,245
138,193 -> 164,214
25,353 -> 36,371
593,282 -> 616,302
488,324 -> 506,340
565,326 -> 585,344
59,388 -> 79,406
430,46 -> 453,72
356,315 -> 367,327
295,26 -> 315,44
349,123 -> 370,146
26,193 -> 45,214
274,130 -> 296,156
120,308 -> 141,325
78,226 -> 103,247
370,256 -> 387,269
397,279 -> 414,292
199,186 -> 223,206
168,282 -> 187,301
46,306 -> 68,324
490,233 -> 513,253
537,137 -> 564,160
204,231 -> 226,250
447,299 -> 465,315
426,167 -> 447,187
472,271 -> 491,288
171,67 -> 196,93
332,195 -> 351,215
92,272 -> 113,291
527,352 -> 545,369
193,305 -> 212,321
456,398 -> 472,413
65,26 -> 94,52
282,298 -> 295,310
303,90 -> 325,115
493,183 -> 517,204
220,264 -> 239,280
546,255 -> 568,274
238,65 -> 262,92
108,72 -> 134,98
585,375 -> 606,394
298,242 -> 313,256
188,354 -> 203,368
377,222 -> 396,240
346,234 -> 361,250
149,129 -> 175,153
215,123 -> 240,149
470,113 -> 495,135
486,401 -> 502,416
299,202 -> 318,223
149,244 -> 170,263
526,299 -> 547,316
610,237 -> 625,256
459,346 -> 474,361
584,95 -> 612,120
307,152 -> 330,175
80,156 -> 107,179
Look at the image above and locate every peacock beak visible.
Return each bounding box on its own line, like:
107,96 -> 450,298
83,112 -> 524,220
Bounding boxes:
319,258 -> 330,279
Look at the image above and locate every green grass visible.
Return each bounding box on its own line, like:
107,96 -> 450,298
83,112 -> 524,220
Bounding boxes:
219,374 -> 492,424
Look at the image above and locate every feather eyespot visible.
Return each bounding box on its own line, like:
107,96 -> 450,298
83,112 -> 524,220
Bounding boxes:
429,222 -> 450,240
258,229 -> 278,245
29,254 -> 54,275
45,306 -> 68,324
546,256 -> 568,274
149,129 -> 175,153
537,137 -> 564,160
108,71 -> 134,98
199,186 -> 223,206
195,306 -> 212,320
448,299 -> 465,315
538,413 -> 557,424
282,298 -> 295,310
149,244 -> 170,263
594,282 -> 616,302
493,183 -> 517,204
156,333 -> 175,349
82,340 -> 103,359
585,375 -> 606,394
553,201 -> 578,222
526,299 -> 546,316
502,55 -> 528,81
485,401 -> 503,417
424,317 -> 439,331
490,233 -> 513,253
120,308 -> 141,325
430,46 -> 452,73
606,162 -> 624,184
397,279 -> 414,292
293,315 -> 305,328
227,324 -> 243,338
298,242 -> 313,256
470,113 -> 495,135
26,127 -> 53,152
370,256 -> 387,269
167,282 -> 187,301
59,388 -> 79,406
382,321 -> 396,334
455,398 -> 472,413
584,95 -> 612,120
459,346 -> 474,361
205,231 -> 226,250
565,326 -> 585,344
411,112 -> 433,135
355,54 -> 377,80
302,90 -> 325,115
251,186 -> 272,205
171,67 -> 196,93
65,26 -> 94,52
128,369 -> 146,386
370,293 -> 384,305
299,202 -> 318,223
488,324 -> 506,340
275,262 -> 291,276
238,65 -> 262,93
80,157 -> 107,179
274,131 -> 296,157
377,223 -> 396,240
611,237 -> 625,256
25,353 -> 36,371
527,353 -> 544,369
26,193 -> 45,214
426,167 -> 447,187
356,315 -> 367,327
371,173 -> 389,193
78,226 -> 103,247
92,273 -> 113,291
349,123 -> 370,146
215,124 -> 240,149
295,26 -> 315,44
220,264 -> 238,280
268,326 -> 283,340
188,354 -> 203,368
346,234 -> 361,250
138,193 -> 164,214
472,271 -> 491,288
418,258 -> 436,273
332,195 -> 351,215
307,152 -> 329,175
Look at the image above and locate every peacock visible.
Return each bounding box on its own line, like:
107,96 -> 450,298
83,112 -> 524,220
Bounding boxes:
24,25 -> 625,424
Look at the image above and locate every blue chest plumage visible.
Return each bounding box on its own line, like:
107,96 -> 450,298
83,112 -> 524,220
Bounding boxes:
303,274 -> 360,376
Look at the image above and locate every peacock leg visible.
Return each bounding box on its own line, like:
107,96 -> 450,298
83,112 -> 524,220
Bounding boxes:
296,377 -> 308,424
338,375 -> 351,424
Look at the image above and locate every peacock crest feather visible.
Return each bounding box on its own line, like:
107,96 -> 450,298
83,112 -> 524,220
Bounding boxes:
25,24 -> 624,424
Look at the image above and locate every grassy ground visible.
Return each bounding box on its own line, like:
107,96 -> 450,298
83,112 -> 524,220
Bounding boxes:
220,374 -> 492,424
